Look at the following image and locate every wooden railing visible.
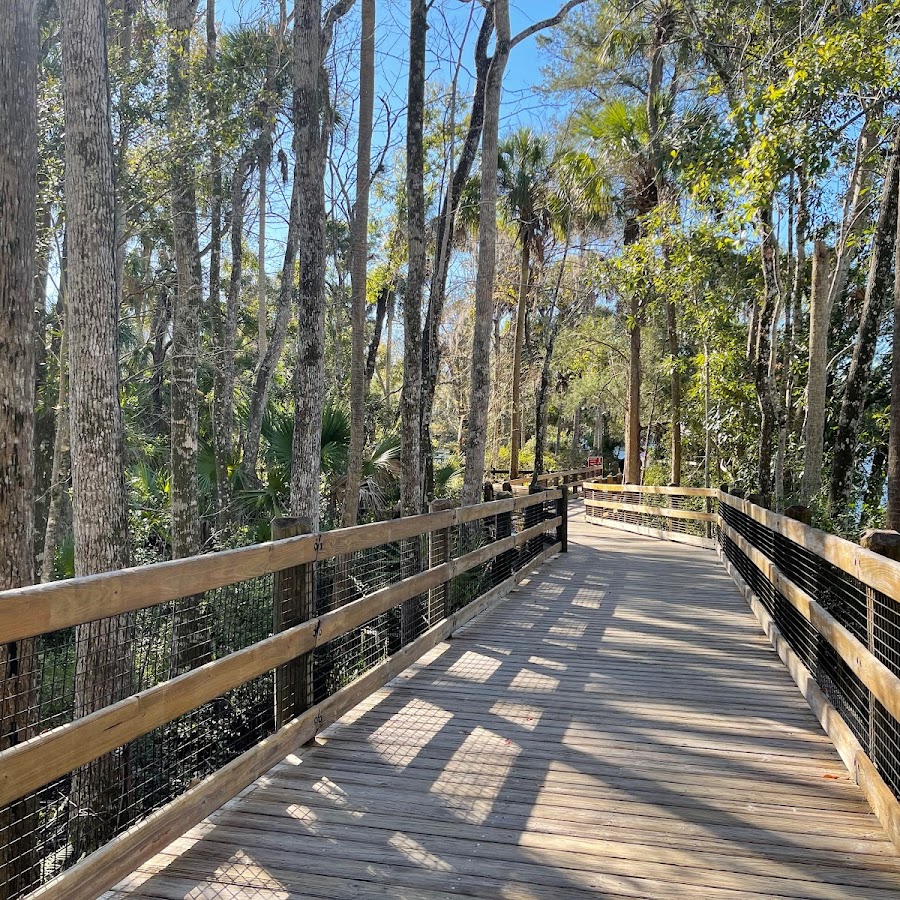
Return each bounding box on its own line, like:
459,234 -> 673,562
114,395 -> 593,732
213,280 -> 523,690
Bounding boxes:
507,464 -> 604,496
583,481 -> 717,547
583,483 -> 900,851
0,490 -> 565,900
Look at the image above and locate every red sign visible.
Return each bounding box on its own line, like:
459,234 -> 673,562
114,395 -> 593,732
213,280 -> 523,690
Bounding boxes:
587,457 -> 602,467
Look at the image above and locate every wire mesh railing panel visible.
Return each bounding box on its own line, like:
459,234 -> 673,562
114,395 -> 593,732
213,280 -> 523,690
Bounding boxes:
720,500 -> 900,809
312,536 -> 429,702
0,492 -> 564,900
584,486 -> 712,539
0,571 -> 274,898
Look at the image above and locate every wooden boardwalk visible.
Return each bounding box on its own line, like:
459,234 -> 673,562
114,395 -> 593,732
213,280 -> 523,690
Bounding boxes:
110,509 -> 900,899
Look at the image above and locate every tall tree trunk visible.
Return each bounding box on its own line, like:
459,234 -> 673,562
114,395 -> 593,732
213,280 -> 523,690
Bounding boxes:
258,157 -> 268,358
384,290 -> 393,418
594,401 -> 605,456
463,0 -> 511,506
343,0 -> 375,526
801,239 -> 831,503
167,0 -> 207,679
41,283 -> 71,583
624,292 -> 642,483
364,282 -> 389,388
420,10 -> 492,491
570,404 -> 581,467
788,170 -> 808,435
244,166 -> 298,484
667,299 -> 681,485
238,24 -> 286,485
704,341 -> 711,488
291,0 -> 326,524
290,0 -> 354,524
510,241 -> 530,479
0,1 -> 39,892
225,151 -> 253,460
830,125 -> 900,513
60,0 -> 132,858
401,0 -> 427,515
207,0 -> 230,529
888,174 -> 900,531
532,251 -> 569,483
755,205 -> 781,498
801,120 -> 877,495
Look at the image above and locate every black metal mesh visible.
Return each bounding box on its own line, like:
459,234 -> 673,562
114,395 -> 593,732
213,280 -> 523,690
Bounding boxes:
583,486 -> 711,539
0,572 -> 274,896
720,501 -> 900,803
0,495 -> 562,899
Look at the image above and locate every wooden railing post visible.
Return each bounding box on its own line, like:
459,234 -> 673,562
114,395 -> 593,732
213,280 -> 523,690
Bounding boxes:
272,516 -> 314,728
558,485 -> 569,553
860,529 -> 900,753
784,504 -> 812,525
493,490 -> 515,580
428,499 -> 455,624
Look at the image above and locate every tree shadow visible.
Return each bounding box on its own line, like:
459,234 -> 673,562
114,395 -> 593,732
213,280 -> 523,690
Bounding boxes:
110,510 -> 900,899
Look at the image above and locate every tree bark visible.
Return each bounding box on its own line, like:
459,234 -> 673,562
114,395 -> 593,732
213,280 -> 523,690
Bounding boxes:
244,165 -> 298,484
364,281 -> 389,388
888,167 -> 900,531
401,0 -> 428,513
510,240 -> 530,479
167,0 -> 202,563
400,0 -> 427,515
258,156 -> 268,358
167,0 -> 208,680
60,0 -> 132,857
830,125 -> 900,513
0,1 -> 39,892
624,292 -> 641,483
593,400 -> 605,456
570,403 -> 581,467
755,204 -> 781,498
206,0 -> 230,529
343,0 -> 375,526
420,9 -> 492,491
800,121 -> 877,501
800,239 -> 831,503
238,27 -> 287,485
463,0 -> 511,506
290,0 -> 355,525
666,299 -> 681,485
41,284 -> 71,584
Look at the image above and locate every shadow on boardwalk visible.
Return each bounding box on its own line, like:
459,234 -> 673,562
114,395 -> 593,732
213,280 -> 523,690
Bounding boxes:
111,507 -> 900,899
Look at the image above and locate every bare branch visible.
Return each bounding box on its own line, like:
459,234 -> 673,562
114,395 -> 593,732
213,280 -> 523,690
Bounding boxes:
323,0 -> 356,55
510,0 -> 588,49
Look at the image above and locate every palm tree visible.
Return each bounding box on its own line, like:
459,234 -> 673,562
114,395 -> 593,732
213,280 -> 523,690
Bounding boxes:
498,128 -> 554,480
574,100 -> 659,483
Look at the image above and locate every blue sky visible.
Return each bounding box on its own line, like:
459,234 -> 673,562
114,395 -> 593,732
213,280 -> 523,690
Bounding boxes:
218,0 -> 581,273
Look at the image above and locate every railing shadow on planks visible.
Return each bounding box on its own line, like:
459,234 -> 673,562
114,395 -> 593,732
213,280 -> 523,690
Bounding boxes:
583,479 -> 900,855
0,473 -> 604,900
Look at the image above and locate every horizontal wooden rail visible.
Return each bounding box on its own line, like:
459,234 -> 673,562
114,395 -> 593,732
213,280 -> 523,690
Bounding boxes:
508,465 -> 602,487
0,489 -> 560,644
722,549 -> 900,855
0,513 -> 559,809
31,542 -> 561,900
720,521 -> 900,723
584,498 -> 716,522
583,483 -> 716,548
583,482 -> 716,498
716,491 -> 900,853
718,491 -> 900,606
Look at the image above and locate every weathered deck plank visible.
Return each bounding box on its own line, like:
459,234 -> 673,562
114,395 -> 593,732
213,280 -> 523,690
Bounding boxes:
110,508 -> 900,899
